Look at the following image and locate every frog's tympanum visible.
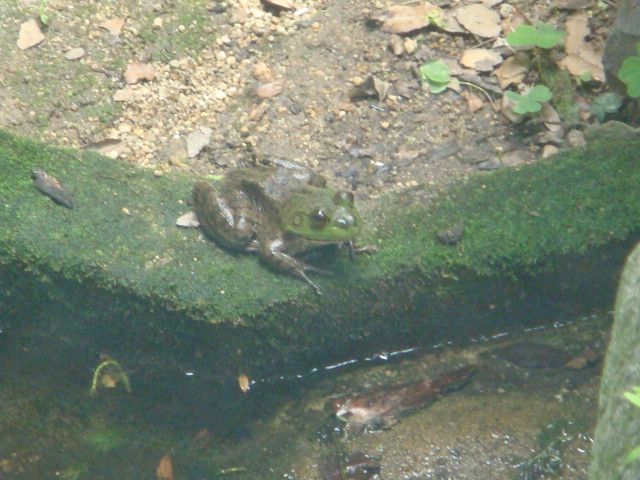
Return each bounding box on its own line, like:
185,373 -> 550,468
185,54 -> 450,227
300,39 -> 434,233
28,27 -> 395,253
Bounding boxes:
192,160 -> 363,293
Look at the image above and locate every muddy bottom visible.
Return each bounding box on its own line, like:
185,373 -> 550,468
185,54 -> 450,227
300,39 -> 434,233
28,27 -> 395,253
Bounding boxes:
0,310 -> 608,479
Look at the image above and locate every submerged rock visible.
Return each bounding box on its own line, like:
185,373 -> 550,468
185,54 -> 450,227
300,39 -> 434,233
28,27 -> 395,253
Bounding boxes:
493,342 -> 570,369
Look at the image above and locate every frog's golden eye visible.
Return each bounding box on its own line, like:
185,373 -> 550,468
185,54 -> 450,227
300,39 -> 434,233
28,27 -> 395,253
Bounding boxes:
292,213 -> 305,227
310,209 -> 329,229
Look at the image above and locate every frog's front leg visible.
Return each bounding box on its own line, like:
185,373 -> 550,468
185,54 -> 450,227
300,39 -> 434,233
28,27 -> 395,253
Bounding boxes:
259,238 -> 324,294
193,181 -> 255,250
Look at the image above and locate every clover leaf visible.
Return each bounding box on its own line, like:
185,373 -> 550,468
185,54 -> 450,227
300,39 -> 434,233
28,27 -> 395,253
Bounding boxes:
419,60 -> 450,94
618,42 -> 640,98
506,23 -> 565,49
589,92 -> 623,121
504,85 -> 552,114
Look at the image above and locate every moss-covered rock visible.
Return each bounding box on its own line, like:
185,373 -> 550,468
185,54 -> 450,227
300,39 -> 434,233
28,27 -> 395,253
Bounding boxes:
590,241 -> 640,479
1,122 -> 639,414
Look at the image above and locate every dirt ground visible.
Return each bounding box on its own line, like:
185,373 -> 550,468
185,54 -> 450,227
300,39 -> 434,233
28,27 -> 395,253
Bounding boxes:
0,0 -> 616,205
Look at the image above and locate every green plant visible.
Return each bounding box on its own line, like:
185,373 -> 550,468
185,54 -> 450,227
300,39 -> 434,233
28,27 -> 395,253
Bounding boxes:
504,84 -> 552,114
38,0 -> 50,25
618,42 -> 640,98
624,386 -> 640,463
506,23 -> 565,49
590,92 -> 623,121
419,60 -> 450,94
89,359 -> 131,396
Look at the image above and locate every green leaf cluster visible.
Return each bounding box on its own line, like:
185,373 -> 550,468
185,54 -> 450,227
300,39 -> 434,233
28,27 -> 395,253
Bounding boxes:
504,85 -> 552,114
589,92 -> 623,121
506,23 -> 565,49
624,386 -> 640,463
419,60 -> 450,94
618,42 -> 640,98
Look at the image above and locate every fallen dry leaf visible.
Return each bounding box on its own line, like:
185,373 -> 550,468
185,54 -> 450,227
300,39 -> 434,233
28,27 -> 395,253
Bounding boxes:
176,211 -> 200,228
17,19 -> 45,50
540,103 -> 563,133
100,17 -> 125,36
554,0 -> 592,9
238,373 -> 250,394
185,126 -> 212,158
350,75 -> 390,102
557,12 -> 604,82
253,62 -> 274,82
565,13 -> 590,54
64,47 -> 85,61
125,62 -> 156,84
460,48 -> 502,72
256,81 -> 284,98
83,138 -> 124,159
261,0 -> 294,10
376,3 -> 444,34
440,11 -> 465,33
462,91 -> 484,112
494,54 -> 528,88
156,454 -> 174,480
455,4 -> 501,38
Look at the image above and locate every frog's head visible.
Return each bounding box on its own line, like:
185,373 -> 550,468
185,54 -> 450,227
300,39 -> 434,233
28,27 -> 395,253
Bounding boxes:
281,187 -> 362,241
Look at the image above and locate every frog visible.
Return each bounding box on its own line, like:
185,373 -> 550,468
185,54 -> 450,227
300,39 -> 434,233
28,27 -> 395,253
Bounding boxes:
192,160 -> 364,294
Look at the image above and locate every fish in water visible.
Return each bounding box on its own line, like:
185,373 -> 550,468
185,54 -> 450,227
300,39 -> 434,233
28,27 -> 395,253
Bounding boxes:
31,169 -> 74,208
493,342 -> 571,369
331,366 -> 475,434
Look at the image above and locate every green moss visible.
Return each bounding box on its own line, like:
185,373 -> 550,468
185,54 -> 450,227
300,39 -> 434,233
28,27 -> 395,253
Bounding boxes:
0,122 -> 639,386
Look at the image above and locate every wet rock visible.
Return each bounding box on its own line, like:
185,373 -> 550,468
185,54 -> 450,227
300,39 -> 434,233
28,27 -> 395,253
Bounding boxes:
493,342 -> 571,368
437,221 -> 464,245
477,157 -> 502,170
501,149 -> 535,167
591,241 -> 640,479
566,129 -> 586,148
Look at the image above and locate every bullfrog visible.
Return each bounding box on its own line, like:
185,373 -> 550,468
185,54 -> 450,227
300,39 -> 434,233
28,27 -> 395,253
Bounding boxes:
192,160 -> 364,293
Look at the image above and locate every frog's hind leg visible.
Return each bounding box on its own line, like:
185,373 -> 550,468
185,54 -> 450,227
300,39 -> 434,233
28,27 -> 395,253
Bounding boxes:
259,239 -> 325,294
193,181 -> 255,250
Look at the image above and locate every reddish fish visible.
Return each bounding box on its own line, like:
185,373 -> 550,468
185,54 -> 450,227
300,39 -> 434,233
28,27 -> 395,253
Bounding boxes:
332,366 -> 475,433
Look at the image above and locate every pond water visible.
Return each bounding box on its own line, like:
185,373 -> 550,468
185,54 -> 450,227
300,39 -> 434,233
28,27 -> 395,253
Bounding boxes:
0,307 -> 608,480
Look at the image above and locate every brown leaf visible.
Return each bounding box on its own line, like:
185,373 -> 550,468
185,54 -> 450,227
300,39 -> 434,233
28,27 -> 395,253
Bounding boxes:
494,54 -> 528,88
185,126 -> 213,158
455,4 -> 501,38
256,81 -> 284,98
156,454 -> 174,480
238,373 -> 251,394
100,17 -> 125,36
459,48 -> 502,72
124,63 -> 156,85
253,62 -> 274,82
377,3 -> 444,34
557,13 -> 604,81
83,138 -> 124,159
462,91 -> 484,112
17,19 -> 45,50
261,0 -> 294,10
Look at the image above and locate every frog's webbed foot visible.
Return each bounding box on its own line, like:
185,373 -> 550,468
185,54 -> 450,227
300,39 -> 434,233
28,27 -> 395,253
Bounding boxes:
344,241 -> 378,260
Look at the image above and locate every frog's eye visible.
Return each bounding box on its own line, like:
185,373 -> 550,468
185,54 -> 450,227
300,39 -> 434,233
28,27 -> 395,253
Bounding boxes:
334,190 -> 354,206
310,209 -> 329,229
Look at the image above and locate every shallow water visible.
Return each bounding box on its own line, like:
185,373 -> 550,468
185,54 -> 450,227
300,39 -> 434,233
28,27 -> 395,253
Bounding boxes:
0,310 -> 608,479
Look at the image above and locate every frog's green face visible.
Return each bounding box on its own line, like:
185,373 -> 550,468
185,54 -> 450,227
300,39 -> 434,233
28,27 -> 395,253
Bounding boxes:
281,187 -> 362,241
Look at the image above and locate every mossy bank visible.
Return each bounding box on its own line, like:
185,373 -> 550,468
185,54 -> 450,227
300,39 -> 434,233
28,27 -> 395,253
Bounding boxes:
1,122 -> 639,418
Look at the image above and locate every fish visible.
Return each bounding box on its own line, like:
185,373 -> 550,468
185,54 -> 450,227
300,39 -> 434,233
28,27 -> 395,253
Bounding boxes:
331,366 -> 475,434
31,168 -> 74,208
